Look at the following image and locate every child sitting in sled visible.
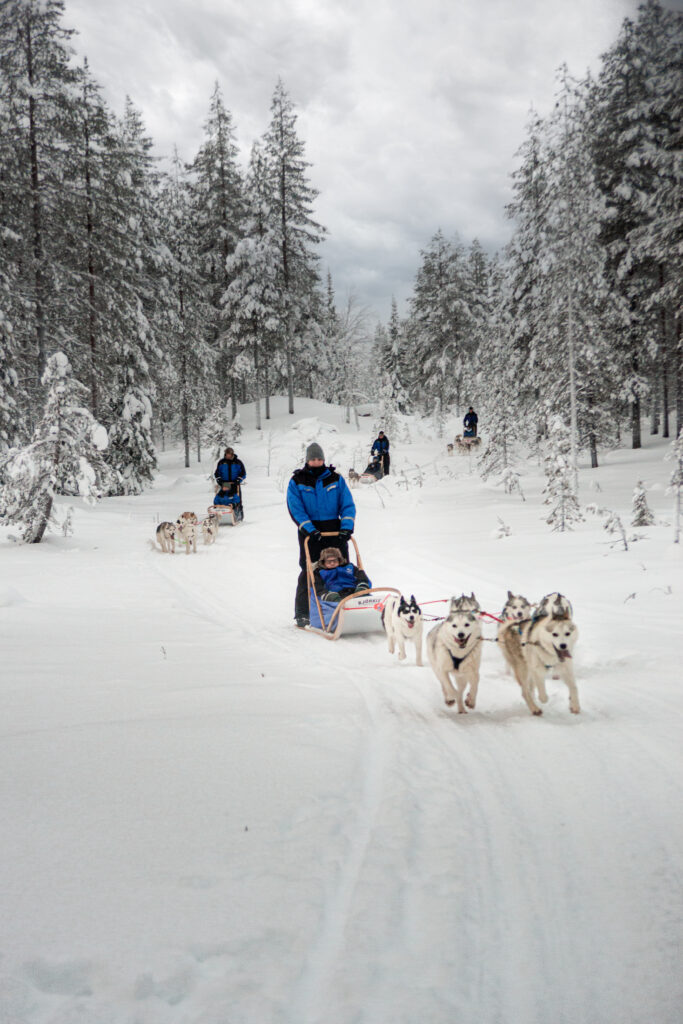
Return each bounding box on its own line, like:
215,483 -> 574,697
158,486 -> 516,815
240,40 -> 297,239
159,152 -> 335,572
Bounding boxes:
312,547 -> 371,603
212,478 -> 244,521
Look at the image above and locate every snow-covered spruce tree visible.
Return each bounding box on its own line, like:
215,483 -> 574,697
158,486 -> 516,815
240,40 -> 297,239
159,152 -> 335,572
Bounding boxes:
222,141 -> 284,429
158,150 -> 215,466
203,405 -> 242,460
477,260 -> 522,480
374,297 -> 411,413
542,415 -> 583,532
0,0 -> 80,390
406,230 -> 480,417
625,3 -> 683,439
331,292 -> 373,423
0,352 -> 111,543
631,481 -> 655,526
588,1 -> 680,449
103,99 -> 163,493
189,84 -> 245,416
262,79 -> 326,414
507,70 -> 619,479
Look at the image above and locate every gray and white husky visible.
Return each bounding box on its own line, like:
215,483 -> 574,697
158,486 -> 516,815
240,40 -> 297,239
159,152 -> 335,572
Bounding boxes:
155,521 -> 176,554
427,594 -> 482,711
382,594 -> 423,666
498,593 -> 580,715
500,590 -> 533,622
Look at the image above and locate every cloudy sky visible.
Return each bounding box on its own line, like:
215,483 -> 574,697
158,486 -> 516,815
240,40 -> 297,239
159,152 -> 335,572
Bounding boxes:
64,0 -> 652,321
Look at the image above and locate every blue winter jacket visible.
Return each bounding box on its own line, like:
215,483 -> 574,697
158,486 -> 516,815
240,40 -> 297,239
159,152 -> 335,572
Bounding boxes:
287,466 -> 356,535
214,456 -> 246,484
372,436 -> 390,455
214,489 -> 242,506
314,562 -> 371,597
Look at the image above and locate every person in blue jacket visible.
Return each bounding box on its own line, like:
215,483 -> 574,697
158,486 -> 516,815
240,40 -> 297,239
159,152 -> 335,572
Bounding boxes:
214,446 -> 246,517
371,430 -> 390,475
213,478 -> 244,521
286,441 -> 356,627
463,408 -> 478,438
312,547 -> 371,603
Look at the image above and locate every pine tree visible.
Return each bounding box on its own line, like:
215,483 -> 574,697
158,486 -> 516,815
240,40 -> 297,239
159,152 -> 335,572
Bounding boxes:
262,79 -> 325,413
543,415 -> 583,531
631,480 -> 655,526
588,1 -> 681,447
158,150 -> 214,466
189,84 -> 245,416
0,268 -> 18,454
102,99 -> 163,492
0,0 -> 79,390
0,352 -> 111,542
407,230 -> 479,417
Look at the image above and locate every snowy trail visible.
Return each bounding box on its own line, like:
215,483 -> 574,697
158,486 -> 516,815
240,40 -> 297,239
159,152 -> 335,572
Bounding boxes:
1,408 -> 681,1024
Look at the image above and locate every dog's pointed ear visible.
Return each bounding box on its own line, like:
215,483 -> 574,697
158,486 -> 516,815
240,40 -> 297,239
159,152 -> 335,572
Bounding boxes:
507,589 -> 513,600
410,594 -> 416,605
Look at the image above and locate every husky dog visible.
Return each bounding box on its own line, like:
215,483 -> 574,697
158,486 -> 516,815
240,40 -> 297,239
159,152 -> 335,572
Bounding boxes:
500,590 -> 533,622
348,468 -> 361,486
382,594 -> 423,665
427,595 -> 483,711
201,514 -> 219,545
446,443 -> 454,455
536,592 -> 573,619
455,434 -> 481,452
498,594 -> 580,715
155,521 -> 176,554
177,511 -> 198,525
175,519 -> 197,555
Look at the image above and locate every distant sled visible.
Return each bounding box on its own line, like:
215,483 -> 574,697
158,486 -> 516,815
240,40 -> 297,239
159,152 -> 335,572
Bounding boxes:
360,456 -> 384,483
303,533 -> 400,640
208,482 -> 244,525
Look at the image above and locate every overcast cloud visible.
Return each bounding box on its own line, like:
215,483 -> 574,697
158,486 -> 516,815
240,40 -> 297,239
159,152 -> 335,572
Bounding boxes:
64,0 -> 657,320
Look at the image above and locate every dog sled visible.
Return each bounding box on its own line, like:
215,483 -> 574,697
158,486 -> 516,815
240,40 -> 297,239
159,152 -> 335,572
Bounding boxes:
303,533 -> 400,640
208,482 -> 244,525
360,456 -> 385,484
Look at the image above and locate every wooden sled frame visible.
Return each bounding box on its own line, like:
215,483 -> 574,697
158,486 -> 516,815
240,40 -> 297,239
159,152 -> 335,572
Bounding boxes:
304,532 -> 400,640
209,482 -> 243,525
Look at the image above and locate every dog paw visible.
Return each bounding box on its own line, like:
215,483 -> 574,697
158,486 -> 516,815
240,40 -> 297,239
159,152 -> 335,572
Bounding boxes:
465,696 -> 475,709
398,652 -> 406,661
570,705 -> 581,714
532,708 -> 543,716
445,698 -> 455,706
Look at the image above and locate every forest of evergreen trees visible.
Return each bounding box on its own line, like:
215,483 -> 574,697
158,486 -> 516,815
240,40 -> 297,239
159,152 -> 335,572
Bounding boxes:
376,0 -> 682,475
0,0 -> 681,517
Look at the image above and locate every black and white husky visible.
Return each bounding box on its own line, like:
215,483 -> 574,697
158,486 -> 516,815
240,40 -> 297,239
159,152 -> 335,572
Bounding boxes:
382,594 -> 423,665
426,594 -> 482,711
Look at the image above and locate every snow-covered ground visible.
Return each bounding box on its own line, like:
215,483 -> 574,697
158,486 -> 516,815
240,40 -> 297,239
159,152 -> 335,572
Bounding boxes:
1,398 -> 681,1024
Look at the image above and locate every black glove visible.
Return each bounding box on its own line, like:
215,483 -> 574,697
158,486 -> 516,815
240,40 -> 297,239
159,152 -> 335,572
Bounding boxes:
338,529 -> 352,541
309,529 -> 323,543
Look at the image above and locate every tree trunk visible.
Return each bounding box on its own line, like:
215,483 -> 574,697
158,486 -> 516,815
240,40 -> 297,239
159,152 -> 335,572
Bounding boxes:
83,84 -> 98,417
567,287 -> 579,492
253,330 -> 262,430
26,14 -> 46,378
589,432 -> 598,469
30,492 -> 53,544
676,315 -> 682,440
286,332 -> 294,414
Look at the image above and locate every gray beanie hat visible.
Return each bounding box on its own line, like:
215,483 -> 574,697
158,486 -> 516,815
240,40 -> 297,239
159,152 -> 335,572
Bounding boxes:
306,442 -> 324,462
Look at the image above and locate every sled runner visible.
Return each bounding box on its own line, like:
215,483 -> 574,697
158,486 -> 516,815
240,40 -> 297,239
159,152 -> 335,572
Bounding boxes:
303,533 -> 400,640
360,456 -> 384,484
208,482 -> 244,525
